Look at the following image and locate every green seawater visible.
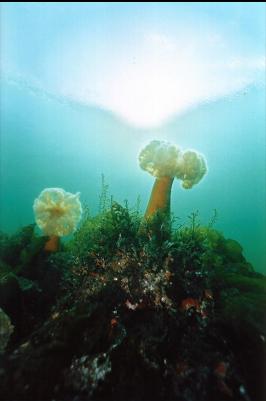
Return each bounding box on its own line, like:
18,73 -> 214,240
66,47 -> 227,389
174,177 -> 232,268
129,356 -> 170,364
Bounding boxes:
0,78 -> 265,273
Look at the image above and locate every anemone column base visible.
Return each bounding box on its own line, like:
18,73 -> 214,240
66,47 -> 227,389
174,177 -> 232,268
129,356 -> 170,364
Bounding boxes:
44,235 -> 60,252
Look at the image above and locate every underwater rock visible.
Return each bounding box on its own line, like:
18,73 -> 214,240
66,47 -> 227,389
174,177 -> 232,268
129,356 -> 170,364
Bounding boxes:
0,210 -> 265,401
0,227 -> 70,346
0,308 -> 14,353
0,274 -> 22,330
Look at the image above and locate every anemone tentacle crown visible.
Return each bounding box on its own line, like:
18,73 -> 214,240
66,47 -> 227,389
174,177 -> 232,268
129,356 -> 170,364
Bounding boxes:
33,188 -> 82,237
139,140 -> 207,189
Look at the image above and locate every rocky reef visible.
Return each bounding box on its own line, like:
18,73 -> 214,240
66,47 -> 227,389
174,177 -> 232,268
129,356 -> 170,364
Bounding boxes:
0,203 -> 265,401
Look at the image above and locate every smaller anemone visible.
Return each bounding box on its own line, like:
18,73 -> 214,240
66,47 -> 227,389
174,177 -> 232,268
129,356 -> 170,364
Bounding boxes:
139,140 -> 207,218
33,188 -> 82,252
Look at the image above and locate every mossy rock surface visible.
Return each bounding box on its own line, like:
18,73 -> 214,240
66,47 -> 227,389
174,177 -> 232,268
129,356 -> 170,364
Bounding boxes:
0,207 -> 265,401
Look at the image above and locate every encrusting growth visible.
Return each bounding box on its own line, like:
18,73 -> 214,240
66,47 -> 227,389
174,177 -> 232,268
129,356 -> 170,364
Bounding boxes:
33,188 -> 82,252
139,140 -> 207,218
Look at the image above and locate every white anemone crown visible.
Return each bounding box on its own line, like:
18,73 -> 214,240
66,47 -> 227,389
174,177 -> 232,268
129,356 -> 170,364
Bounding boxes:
33,188 -> 82,236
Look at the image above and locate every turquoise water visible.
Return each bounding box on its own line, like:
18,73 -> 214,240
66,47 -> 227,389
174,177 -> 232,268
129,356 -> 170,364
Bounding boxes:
1,78 -> 265,273
1,6 -> 266,401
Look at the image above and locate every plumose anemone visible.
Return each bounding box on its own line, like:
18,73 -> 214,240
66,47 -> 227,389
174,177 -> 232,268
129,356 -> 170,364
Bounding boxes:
33,188 -> 82,252
139,140 -> 207,218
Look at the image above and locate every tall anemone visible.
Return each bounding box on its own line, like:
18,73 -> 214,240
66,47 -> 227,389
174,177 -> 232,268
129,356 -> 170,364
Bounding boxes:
139,140 -> 207,218
33,188 -> 82,252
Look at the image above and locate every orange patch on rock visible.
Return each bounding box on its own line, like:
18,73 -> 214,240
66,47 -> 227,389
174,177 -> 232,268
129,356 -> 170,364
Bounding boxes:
180,298 -> 200,311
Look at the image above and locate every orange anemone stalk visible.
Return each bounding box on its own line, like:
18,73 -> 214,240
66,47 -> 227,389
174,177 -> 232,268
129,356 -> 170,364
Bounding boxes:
144,176 -> 174,218
44,235 -> 60,252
